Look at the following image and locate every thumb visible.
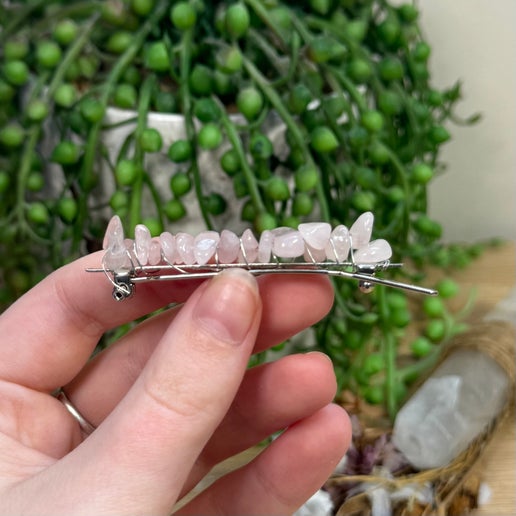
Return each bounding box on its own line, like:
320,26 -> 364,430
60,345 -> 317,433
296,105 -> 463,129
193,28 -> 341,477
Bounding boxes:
47,268 -> 262,515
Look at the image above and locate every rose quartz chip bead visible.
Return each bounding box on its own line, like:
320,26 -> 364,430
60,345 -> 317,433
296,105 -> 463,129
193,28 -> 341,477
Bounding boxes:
354,239 -> 392,263
350,212 -> 374,249
238,229 -> 259,263
148,238 -> 162,266
325,225 -> 351,262
134,224 -> 151,265
176,232 -> 195,264
271,228 -> 305,258
103,215 -> 131,271
160,232 -> 178,264
258,230 -> 274,263
218,229 -> 240,263
194,231 -> 220,265
298,222 -> 331,250
299,222 -> 331,262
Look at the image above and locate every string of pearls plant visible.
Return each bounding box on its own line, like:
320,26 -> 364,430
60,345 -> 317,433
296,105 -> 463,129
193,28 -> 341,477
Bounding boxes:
0,0 -> 480,416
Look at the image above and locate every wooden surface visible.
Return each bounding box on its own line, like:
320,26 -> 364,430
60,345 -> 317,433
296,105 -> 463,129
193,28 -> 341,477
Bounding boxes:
450,242 -> 515,515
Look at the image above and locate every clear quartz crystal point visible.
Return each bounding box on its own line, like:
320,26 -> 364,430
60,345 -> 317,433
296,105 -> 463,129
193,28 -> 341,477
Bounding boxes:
272,228 -> 305,258
350,212 -> 374,249
103,216 -> 131,272
238,229 -> 259,263
194,231 -> 220,265
325,225 -> 350,262
160,232 -> 177,264
176,232 -> 195,264
218,229 -> 240,263
354,239 -> 392,263
392,348 -> 510,469
135,224 -> 151,265
258,230 -> 274,263
298,222 -> 332,250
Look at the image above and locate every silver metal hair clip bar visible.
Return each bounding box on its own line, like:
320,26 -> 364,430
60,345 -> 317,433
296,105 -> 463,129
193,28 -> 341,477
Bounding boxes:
87,214 -> 438,301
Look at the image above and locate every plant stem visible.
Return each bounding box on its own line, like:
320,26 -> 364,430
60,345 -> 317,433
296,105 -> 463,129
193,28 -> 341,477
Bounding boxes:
129,74 -> 155,232
216,99 -> 266,214
383,145 -> 411,243
178,29 -> 213,230
396,347 -> 441,384
47,15 -> 100,100
8,126 -> 51,245
242,56 -> 331,222
244,0 -> 289,52
72,0 -> 169,250
330,68 -> 368,112
376,285 -> 398,419
0,0 -> 48,43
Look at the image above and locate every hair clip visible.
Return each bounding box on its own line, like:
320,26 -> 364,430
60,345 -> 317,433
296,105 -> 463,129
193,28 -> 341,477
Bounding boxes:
86,213 -> 437,301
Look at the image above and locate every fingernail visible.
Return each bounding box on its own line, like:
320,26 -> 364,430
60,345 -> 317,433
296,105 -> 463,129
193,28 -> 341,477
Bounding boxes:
193,268 -> 259,345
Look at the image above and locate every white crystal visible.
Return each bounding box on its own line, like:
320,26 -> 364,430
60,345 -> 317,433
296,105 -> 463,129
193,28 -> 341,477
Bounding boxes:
325,225 -> 350,262
194,231 -> 220,265
148,237 -> 162,265
104,241 -> 131,271
354,239 -> 392,263
392,349 -> 510,469
102,216 -> 131,271
272,228 -> 305,258
218,229 -> 240,263
238,229 -> 259,263
176,232 -> 195,264
103,215 -> 124,250
350,212 -> 374,249
160,232 -> 177,264
258,230 -> 274,263
298,222 -> 332,250
134,224 -> 151,265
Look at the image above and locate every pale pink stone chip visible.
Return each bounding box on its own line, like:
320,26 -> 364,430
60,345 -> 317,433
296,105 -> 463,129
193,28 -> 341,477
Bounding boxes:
271,228 -> 305,258
304,244 -> 327,263
103,215 -> 124,250
218,229 -> 240,263
350,212 -> 374,249
194,231 -> 220,265
354,239 -> 392,263
325,225 -> 350,262
160,232 -> 177,264
176,232 -> 195,264
148,237 -> 162,265
298,222 -> 331,250
258,230 -> 274,263
134,224 -> 151,265
238,228 -> 259,263
102,216 -> 131,271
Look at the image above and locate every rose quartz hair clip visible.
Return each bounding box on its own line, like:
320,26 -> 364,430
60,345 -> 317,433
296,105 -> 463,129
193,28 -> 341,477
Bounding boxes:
87,212 -> 437,301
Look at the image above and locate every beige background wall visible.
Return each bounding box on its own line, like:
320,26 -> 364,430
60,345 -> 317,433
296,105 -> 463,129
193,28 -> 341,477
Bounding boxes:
416,0 -> 515,242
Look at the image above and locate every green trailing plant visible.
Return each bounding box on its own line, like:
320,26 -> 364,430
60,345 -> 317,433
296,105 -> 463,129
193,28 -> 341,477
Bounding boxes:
0,0 -> 481,416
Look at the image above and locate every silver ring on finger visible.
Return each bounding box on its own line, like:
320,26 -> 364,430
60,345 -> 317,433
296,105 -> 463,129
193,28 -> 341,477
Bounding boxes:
56,388 -> 96,436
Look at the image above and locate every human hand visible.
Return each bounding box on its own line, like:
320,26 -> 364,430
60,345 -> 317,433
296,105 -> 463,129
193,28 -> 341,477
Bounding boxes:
0,252 -> 351,515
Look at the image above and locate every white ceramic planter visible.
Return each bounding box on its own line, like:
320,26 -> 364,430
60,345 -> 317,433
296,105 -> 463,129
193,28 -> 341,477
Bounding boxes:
98,107 -> 288,235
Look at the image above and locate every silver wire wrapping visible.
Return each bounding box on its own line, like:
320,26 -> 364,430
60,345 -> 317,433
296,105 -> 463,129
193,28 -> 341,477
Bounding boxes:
87,214 -> 437,300
87,242 -> 437,301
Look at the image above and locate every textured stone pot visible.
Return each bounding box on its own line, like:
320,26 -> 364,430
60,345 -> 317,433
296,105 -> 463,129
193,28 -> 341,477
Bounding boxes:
97,107 -> 288,235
